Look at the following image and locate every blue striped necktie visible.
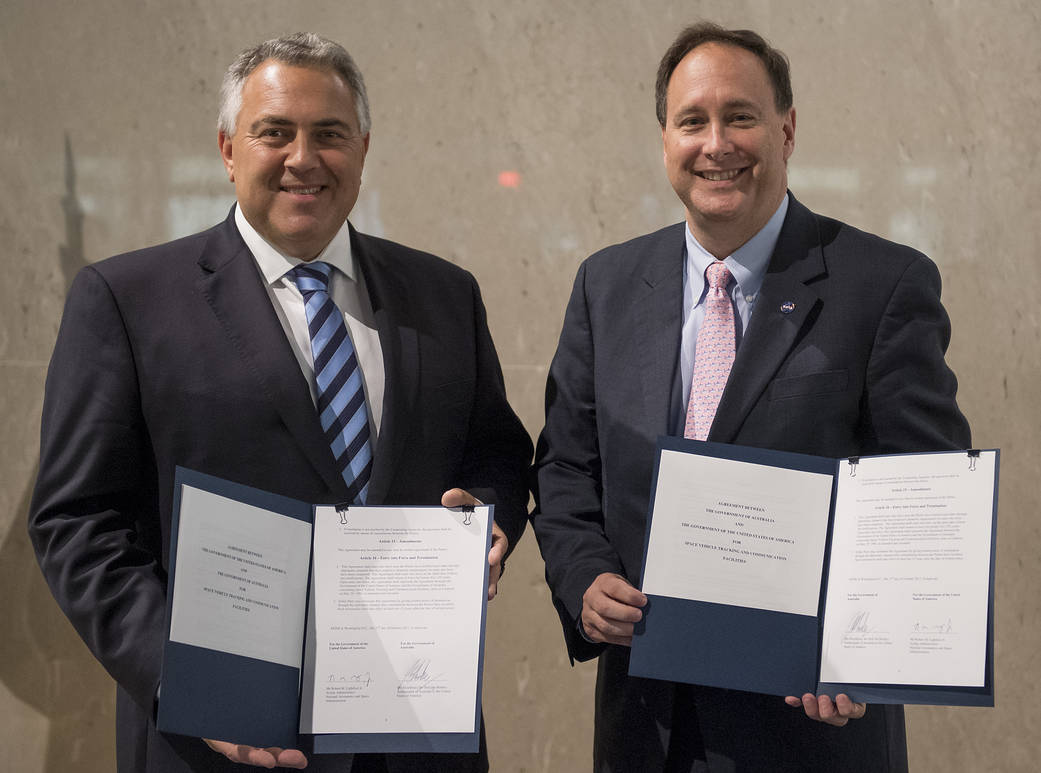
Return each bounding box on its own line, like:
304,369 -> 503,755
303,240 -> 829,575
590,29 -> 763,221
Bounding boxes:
288,261 -> 372,504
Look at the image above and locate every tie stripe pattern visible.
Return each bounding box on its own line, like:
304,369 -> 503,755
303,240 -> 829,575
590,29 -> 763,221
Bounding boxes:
684,261 -> 736,441
288,262 -> 372,503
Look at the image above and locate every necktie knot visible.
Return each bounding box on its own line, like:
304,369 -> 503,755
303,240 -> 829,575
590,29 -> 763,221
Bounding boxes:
288,261 -> 333,296
706,261 -> 732,293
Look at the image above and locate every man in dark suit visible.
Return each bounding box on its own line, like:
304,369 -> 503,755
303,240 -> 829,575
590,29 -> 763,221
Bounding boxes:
532,22 -> 970,772
29,33 -> 531,773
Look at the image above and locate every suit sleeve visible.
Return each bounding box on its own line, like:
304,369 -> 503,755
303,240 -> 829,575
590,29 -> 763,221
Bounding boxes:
28,266 -> 166,715
862,255 -> 971,452
532,262 -> 627,662
456,275 -> 533,555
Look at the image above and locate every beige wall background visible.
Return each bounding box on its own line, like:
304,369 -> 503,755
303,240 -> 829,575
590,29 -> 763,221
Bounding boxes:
2,0 -> 1038,770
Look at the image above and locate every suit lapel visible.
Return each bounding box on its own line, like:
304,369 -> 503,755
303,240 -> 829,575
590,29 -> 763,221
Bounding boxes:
351,229 -> 418,505
195,213 -> 348,497
635,225 -> 685,436
710,196 -> 826,442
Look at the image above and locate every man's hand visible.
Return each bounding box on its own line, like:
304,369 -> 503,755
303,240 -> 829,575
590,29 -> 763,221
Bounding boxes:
441,488 -> 506,600
784,693 -> 867,727
580,572 -> 648,646
203,739 -> 307,768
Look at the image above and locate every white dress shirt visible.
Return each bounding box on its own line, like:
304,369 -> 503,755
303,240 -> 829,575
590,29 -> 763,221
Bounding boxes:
234,205 -> 385,437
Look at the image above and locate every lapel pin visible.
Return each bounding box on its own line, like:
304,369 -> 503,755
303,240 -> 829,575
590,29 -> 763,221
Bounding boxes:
780,301 -> 796,314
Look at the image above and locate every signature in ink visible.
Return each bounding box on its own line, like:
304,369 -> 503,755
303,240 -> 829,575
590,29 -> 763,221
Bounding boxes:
398,658 -> 444,688
846,611 -> 873,634
327,672 -> 373,687
911,618 -> 954,634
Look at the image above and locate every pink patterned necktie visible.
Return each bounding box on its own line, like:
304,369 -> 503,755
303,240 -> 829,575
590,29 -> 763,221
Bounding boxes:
684,261 -> 735,440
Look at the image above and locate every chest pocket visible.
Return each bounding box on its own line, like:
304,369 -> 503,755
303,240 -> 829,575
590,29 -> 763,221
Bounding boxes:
768,369 -> 848,400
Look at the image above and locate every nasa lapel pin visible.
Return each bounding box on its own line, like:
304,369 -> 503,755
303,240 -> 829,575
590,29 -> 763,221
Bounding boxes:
780,301 -> 796,314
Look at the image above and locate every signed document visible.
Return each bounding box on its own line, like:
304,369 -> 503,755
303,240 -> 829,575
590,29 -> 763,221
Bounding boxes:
820,452 -> 996,687
629,438 -> 998,706
157,468 -> 490,752
299,505 -> 489,740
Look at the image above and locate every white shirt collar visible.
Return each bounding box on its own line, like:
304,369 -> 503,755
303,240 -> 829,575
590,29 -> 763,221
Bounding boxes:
234,204 -> 356,287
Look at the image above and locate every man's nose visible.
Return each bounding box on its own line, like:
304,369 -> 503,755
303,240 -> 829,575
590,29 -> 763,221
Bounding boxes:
703,122 -> 733,158
286,134 -> 319,171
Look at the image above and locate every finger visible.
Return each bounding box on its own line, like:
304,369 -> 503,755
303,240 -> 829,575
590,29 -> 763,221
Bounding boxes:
242,746 -> 279,767
784,695 -> 802,707
599,575 -> 648,608
586,593 -> 644,624
441,488 -> 480,508
487,523 -> 507,600
816,694 -> 837,720
582,607 -> 636,644
834,693 -> 866,720
204,740 -> 275,768
488,560 -> 502,600
586,574 -> 647,610
581,622 -> 633,647
273,748 -> 308,769
815,695 -> 849,727
800,693 -> 821,721
488,523 -> 508,565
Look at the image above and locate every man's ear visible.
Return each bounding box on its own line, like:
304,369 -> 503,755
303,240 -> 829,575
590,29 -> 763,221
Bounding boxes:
218,131 -> 234,182
782,108 -> 796,162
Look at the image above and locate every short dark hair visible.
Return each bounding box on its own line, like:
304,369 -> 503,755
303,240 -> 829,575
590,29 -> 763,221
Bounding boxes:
655,22 -> 793,127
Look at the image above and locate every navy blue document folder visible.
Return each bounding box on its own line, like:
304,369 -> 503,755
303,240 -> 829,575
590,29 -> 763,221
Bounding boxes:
628,438 -> 997,707
157,467 -> 489,753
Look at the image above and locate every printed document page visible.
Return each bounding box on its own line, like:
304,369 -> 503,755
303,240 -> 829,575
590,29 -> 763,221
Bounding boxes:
642,450 -> 834,616
820,452 -> 996,686
300,506 -> 489,734
168,485 -> 312,668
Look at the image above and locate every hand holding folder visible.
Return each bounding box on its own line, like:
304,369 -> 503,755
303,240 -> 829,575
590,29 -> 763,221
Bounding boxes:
580,573 -> 647,647
202,739 -> 307,769
629,440 -> 999,708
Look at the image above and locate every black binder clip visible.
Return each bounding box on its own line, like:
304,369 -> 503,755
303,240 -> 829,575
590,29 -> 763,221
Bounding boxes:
848,457 -> 860,477
967,449 -> 980,472
335,503 -> 350,526
461,503 -> 474,526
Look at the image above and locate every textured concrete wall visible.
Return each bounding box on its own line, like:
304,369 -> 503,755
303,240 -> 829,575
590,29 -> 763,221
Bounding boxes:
2,1 -> 1038,770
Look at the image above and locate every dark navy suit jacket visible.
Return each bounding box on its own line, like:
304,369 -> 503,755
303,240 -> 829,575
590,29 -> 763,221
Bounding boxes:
533,194 -> 970,772
30,210 -> 532,773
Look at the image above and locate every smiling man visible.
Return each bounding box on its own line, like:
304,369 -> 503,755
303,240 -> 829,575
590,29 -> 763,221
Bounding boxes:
30,33 -> 531,773
218,58 -> 370,261
532,22 -> 970,772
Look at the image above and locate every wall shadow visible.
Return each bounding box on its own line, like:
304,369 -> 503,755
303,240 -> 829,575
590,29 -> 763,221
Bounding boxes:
0,471 -> 116,771
59,134 -> 85,291
0,137 -> 115,772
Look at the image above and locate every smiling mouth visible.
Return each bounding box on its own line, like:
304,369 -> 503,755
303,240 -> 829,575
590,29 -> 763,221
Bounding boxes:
281,185 -> 323,195
696,168 -> 745,181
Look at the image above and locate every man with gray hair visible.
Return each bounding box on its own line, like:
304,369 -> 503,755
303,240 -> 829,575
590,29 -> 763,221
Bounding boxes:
30,32 -> 531,772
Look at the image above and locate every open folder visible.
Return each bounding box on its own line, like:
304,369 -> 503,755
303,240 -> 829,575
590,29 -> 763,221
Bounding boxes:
628,438 -> 998,706
156,467 -> 491,753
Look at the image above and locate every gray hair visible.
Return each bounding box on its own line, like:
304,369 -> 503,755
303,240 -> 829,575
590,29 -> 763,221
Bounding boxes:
217,32 -> 371,136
